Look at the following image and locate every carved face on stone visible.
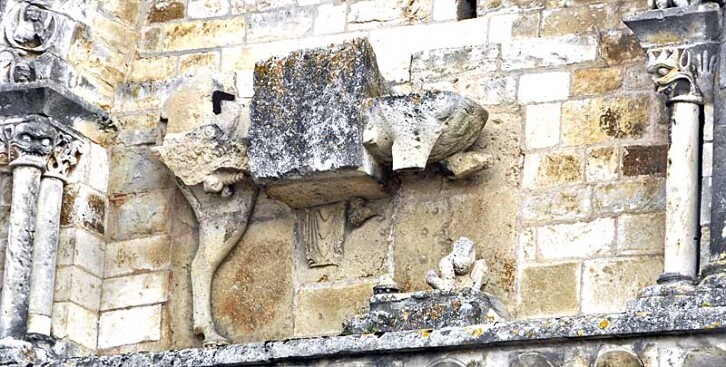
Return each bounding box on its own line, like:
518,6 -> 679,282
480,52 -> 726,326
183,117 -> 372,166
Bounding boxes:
646,48 -> 696,97
451,238 -> 476,275
10,115 -> 58,160
6,2 -> 56,51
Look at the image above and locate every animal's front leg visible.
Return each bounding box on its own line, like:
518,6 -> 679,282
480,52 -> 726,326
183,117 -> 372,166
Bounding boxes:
192,223 -> 246,347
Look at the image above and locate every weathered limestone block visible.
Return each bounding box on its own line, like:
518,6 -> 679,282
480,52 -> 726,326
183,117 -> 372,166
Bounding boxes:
343,289 -> 506,334
249,38 -> 389,208
362,91 -> 488,172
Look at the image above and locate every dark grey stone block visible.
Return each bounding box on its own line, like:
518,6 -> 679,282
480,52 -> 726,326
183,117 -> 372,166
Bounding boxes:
249,38 -> 389,208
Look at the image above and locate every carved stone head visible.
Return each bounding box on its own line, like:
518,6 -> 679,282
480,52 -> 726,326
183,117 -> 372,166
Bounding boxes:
10,115 -> 58,162
451,237 -> 476,276
646,48 -> 699,100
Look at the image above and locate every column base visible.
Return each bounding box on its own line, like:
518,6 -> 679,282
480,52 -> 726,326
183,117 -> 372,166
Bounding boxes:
656,272 -> 696,286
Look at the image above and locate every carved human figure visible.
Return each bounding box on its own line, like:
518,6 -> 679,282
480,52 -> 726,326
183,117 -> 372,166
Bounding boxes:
426,237 -> 488,291
10,4 -> 54,50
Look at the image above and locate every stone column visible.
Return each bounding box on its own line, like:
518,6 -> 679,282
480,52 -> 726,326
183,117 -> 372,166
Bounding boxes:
0,116 -> 58,338
26,134 -> 84,335
625,4 -> 721,286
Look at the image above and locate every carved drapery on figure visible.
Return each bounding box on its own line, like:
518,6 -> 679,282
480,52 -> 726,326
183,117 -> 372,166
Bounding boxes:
300,202 -> 346,268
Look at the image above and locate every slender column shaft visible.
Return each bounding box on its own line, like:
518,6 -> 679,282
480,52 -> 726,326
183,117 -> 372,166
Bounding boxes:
27,175 -> 64,335
0,164 -> 42,337
661,102 -> 701,283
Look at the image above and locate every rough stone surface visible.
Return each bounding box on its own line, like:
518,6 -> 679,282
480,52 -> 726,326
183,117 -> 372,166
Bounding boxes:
296,283 -> 373,337
249,38 -> 389,207
344,289 -> 506,335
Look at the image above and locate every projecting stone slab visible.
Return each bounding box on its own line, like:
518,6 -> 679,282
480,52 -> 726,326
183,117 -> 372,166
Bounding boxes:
623,4 -> 721,49
249,38 -> 389,208
343,289 -> 507,334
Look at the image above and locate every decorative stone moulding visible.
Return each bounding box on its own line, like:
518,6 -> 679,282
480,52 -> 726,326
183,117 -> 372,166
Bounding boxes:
155,73 -> 259,348
344,237 -> 509,334
361,91 -> 489,172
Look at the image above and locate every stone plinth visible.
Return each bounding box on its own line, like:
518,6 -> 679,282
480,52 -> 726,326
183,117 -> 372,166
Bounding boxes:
343,289 -> 508,334
249,38 -> 389,208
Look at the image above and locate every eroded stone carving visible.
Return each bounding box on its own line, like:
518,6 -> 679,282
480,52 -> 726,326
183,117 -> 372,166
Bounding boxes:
593,349 -> 643,367
426,237 -> 488,291
362,90 -> 488,172
300,202 -> 346,268
155,73 -> 258,347
648,0 -> 715,9
442,151 -> 494,180
4,2 -> 58,53
9,115 -> 58,165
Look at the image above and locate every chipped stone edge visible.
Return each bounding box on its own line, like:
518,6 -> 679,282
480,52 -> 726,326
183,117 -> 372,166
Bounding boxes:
62,307 -> 726,366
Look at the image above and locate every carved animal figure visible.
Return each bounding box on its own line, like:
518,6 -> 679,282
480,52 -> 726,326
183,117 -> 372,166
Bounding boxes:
426,237 -> 488,291
362,90 -> 488,172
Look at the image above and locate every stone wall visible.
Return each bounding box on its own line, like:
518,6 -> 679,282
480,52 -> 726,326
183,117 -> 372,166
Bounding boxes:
63,0 -> 687,355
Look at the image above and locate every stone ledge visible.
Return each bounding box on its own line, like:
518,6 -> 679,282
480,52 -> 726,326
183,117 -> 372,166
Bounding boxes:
0,80 -> 111,129
59,306 -> 726,366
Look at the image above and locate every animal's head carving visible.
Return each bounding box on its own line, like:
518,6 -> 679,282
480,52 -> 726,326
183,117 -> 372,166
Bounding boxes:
10,115 -> 58,161
646,48 -> 701,101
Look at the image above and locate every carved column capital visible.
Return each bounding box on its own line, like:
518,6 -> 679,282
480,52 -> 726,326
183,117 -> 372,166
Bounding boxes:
0,114 -> 85,173
646,46 -> 717,105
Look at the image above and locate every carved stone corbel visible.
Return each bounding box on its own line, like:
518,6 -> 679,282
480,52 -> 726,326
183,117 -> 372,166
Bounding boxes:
155,73 -> 258,347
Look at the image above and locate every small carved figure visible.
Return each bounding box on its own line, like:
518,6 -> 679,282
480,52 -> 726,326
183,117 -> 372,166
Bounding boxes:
649,0 -> 704,9
6,3 -> 56,52
426,237 -> 488,291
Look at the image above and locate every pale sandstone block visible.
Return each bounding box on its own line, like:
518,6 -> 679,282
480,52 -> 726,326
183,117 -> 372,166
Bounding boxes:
109,145 -> 175,195
100,0 -> 139,24
61,184 -> 108,235
518,72 -> 570,103
581,257 -> 662,314
488,13 -> 518,43
101,272 -> 170,311
295,283 -> 373,337
521,186 -> 591,222
188,0 -> 230,18
179,52 -> 220,75
162,18 -> 246,52
593,179 -> 666,215
502,35 -> 598,71
57,228 -> 105,278
54,266 -> 102,311
477,75 -> 517,105
247,8 -> 314,43
115,113 -> 161,147
235,71 -> 254,98
561,96 -> 649,146
573,67 -> 624,96
98,305 -> 162,349
229,0 -> 256,14
314,3 -> 347,35
51,302 -> 68,339
617,212 -> 665,255
586,146 -> 619,182
411,45 -> 499,82
525,103 -> 560,149
432,0 -> 458,21
519,227 -> 537,262
257,0 -> 296,10
128,56 -> 176,83
519,262 -> 580,318
107,190 -> 172,241
91,14 -> 138,55
348,0 -> 402,30
105,235 -> 171,278
541,4 -> 616,37
537,218 -> 615,260
702,177 -> 712,227
66,302 -> 99,350
522,151 -> 582,189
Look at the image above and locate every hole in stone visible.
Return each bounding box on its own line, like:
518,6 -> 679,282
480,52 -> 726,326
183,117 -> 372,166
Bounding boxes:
457,0 -> 477,20
212,91 -> 236,115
